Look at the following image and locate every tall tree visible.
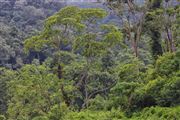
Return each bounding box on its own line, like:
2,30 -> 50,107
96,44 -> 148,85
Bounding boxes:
24,6 -> 124,109
107,0 -> 151,57
145,0 -> 179,59
163,0 -> 178,52
7,65 -> 65,120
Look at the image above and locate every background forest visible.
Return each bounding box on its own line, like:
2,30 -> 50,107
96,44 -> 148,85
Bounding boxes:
0,0 -> 180,120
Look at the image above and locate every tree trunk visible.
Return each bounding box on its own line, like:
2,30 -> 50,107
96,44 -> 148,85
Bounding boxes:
132,39 -> 138,57
57,65 -> 62,79
57,64 -> 71,106
166,27 -> 176,52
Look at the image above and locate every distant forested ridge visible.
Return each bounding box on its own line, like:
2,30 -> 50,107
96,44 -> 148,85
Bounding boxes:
0,0 -> 66,69
0,0 -> 120,69
0,0 -> 180,120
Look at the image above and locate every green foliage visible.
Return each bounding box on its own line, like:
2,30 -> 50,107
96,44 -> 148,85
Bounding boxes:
0,115 -> 5,120
79,8 -> 107,22
64,109 -> 126,120
115,63 -> 141,82
52,51 -> 77,65
47,103 -> 69,120
88,95 -> 107,111
155,52 -> 179,76
23,6 -> 124,111
0,1 -> 65,69
32,116 -> 49,120
131,106 -> 180,120
109,82 -> 143,112
24,35 -> 49,54
24,6 -> 109,54
7,65 -> 63,120
73,33 -> 106,58
106,51 -> 180,114
144,72 -> 180,106
0,68 -> 16,114
101,24 -> 124,47
1,3 -> 179,120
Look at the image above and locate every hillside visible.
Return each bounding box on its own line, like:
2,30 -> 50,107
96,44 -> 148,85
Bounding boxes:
0,0 -> 179,120
0,0 -> 65,69
0,0 -> 120,69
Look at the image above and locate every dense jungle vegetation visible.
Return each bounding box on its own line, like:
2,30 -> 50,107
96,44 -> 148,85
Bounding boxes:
0,0 -> 180,120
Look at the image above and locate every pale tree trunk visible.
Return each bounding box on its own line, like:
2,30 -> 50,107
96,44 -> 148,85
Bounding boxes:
165,27 -> 176,52
165,38 -> 170,52
164,1 -> 176,52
